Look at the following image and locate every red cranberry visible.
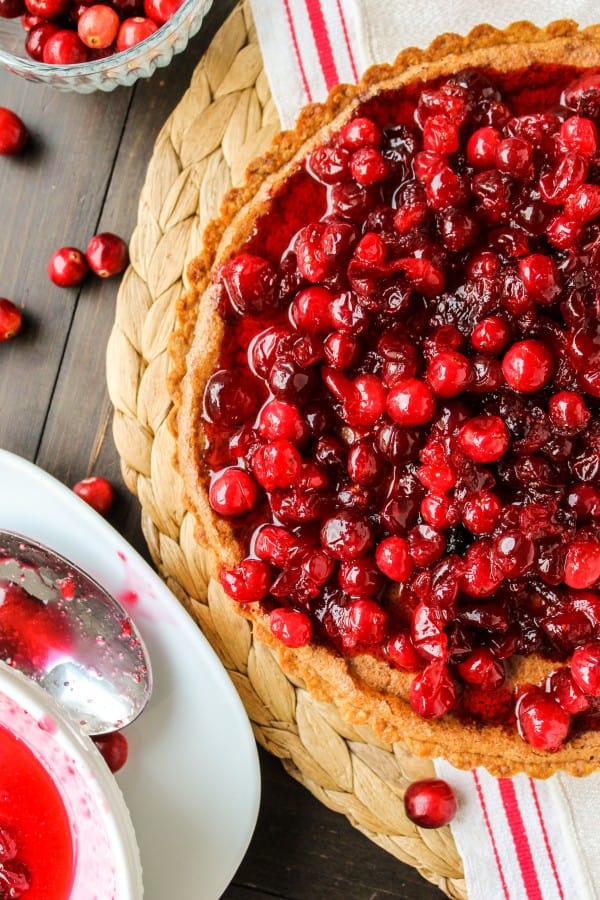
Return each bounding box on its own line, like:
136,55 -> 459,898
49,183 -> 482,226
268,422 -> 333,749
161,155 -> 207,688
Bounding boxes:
204,368 -> 258,427
269,608 -> 312,647
291,286 -> 333,334
457,648 -> 505,688
338,558 -> 382,596
209,468 -> 258,516
0,298 -> 23,341
339,116 -> 381,150
375,536 -> 414,581
143,0 -> 182,24
73,475 -> 114,514
320,510 -> 373,561
502,340 -> 554,393
220,559 -> 271,604
257,400 -> 306,443
417,460 -> 456,493
24,0 -> 68,16
564,183 -> 600,223
518,254 -> 562,305
426,351 -> 472,397
253,524 -> 296,567
548,668 -> 591,714
423,115 -> 459,154
43,29 -> 88,63
564,540 -> 600,589
461,490 -> 501,534
0,107 -> 28,155
571,643 -> 600,696
344,598 -> 387,646
25,21 -> 60,59
420,493 -> 460,530
385,632 -> 423,671
78,3 -> 119,47
386,378 -> 436,426
539,152 -> 588,204
115,14 -> 158,50
466,126 -> 501,168
457,415 -> 510,463
560,116 -> 598,156
495,136 -> 533,178
493,531 -> 535,577
350,147 -> 389,185
516,690 -> 570,751
0,0 -> 25,15
548,391 -> 590,433
409,660 -> 457,718
48,247 -> 88,287
404,778 -> 457,829
460,540 -> 503,597
251,440 -> 301,491
86,232 -> 128,278
92,731 -> 128,772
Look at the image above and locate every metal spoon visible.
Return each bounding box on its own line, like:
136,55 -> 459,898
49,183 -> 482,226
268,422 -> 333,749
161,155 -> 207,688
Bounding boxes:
0,529 -> 152,736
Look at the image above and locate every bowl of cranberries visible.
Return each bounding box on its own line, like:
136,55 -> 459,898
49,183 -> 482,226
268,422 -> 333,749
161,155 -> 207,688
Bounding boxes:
0,0 -> 212,91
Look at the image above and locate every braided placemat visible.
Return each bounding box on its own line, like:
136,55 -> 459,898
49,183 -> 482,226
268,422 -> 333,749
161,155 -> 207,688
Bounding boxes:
106,3 -> 466,896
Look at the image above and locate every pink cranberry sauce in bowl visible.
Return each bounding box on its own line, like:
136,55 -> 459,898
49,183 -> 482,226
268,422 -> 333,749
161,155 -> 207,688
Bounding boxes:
174,41 -> 600,776
0,660 -> 143,898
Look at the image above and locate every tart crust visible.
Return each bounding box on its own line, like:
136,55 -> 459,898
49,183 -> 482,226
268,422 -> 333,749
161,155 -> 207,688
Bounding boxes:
170,19 -> 600,778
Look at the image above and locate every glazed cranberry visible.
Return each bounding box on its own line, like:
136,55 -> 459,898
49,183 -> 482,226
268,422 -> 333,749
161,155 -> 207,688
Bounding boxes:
413,150 -> 446,184
564,183 -> 600,223
323,332 -> 360,369
270,607 -> 312,647
548,668 -> 590,714
25,21 -> 60,59
0,0 -> 25,15
350,147 -> 389,185
257,400 -> 306,443
408,524 -> 446,568
518,254 -> 562,305
48,246 -> 88,287
438,208 -> 478,251
426,351 -> 472,398
338,558 -> 382,596
344,598 -> 387,646
24,0 -> 68,16
546,214 -> 582,249
548,391 -> 591,433
251,440 -> 301,491
502,340 -> 554,392
307,145 -> 351,183
253,524 -> 296,567
493,531 -> 535,577
385,632 -> 423,671
387,378 -> 436,426
470,316 -> 510,355
204,368 -> 258,427
466,126 -> 501,168
460,540 -> 503,597
375,536 -> 414,582
571,643 -> 600,696
115,15 -> 158,50
423,115 -> 459,154
0,107 -> 28,155
143,0 -> 182,24
86,232 -> 128,277
291,286 -> 333,334
220,559 -> 271,604
457,415 -> 510,463
461,490 -> 501,534
209,467 -> 258,516
426,166 -> 470,210
73,475 -> 114,514
564,540 -> 600,589
457,648 -> 505,688
320,510 -> 373,561
560,116 -> 598,156
495,136 -> 532,178
347,441 -> 382,486
338,116 -> 381,150
93,731 -> 128,772
43,29 -> 88,63
409,660 -> 457,718
539,152 -> 588,205
420,493 -> 459,531
404,778 -> 457,829
0,298 -> 23,341
565,485 -> 600,522
516,689 -> 570,751
417,460 -> 456,493
78,3 -> 119,47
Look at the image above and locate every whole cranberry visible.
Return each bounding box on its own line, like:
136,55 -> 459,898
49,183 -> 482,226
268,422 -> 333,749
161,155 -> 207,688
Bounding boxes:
43,30 -> 88,64
48,247 -> 88,287
320,510 -> 373,561
0,298 -> 23,341
86,232 -> 128,277
426,351 -> 473,397
220,559 -> 271,604
548,391 -> 590,433
269,607 -> 312,647
25,21 -> 60,60
409,660 -> 457,718
0,0 -> 25,16
208,467 -> 258,516
143,0 -> 182,24
404,778 -> 457,829
24,0 -> 69,17
457,648 -> 505,688
564,540 -> 600,589
78,4 -> 120,48
457,415 -> 510,463
345,598 -> 387,645
115,15 -> 158,52
203,368 -> 258,427
0,107 -> 28,155
92,731 -> 128,772
502,340 -> 554,392
386,378 -> 436,426
375,536 -> 414,582
516,690 -> 570,751
251,440 -> 301,491
571,643 -> 600,697
338,116 -> 382,150
73,475 -> 114,514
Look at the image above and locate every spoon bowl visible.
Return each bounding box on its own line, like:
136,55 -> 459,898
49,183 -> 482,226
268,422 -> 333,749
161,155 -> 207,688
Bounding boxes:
0,529 -> 152,735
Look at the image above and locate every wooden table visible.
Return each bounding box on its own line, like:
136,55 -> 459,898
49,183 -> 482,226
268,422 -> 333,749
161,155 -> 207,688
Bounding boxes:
0,4 -> 446,898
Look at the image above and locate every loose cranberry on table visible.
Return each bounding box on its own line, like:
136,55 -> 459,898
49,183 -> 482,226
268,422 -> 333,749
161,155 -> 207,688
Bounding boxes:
85,232 -> 128,277
72,475 -> 114,514
92,731 -> 128,773
0,107 -> 28,156
0,298 -> 23,341
404,778 -> 457,829
48,246 -> 88,287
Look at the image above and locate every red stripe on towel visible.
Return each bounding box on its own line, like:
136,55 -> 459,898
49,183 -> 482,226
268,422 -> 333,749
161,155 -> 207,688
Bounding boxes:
499,778 -> 544,900
303,0 -> 340,89
529,779 -> 565,900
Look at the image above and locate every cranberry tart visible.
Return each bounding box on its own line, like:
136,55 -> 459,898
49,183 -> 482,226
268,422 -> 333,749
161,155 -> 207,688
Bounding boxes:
171,20 -> 600,777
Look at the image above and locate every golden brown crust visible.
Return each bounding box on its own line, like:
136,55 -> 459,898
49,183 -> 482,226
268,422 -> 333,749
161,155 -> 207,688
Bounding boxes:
169,19 -> 600,778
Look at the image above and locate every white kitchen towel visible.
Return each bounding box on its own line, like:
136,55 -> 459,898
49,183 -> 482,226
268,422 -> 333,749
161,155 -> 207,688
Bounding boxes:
246,1 -> 600,898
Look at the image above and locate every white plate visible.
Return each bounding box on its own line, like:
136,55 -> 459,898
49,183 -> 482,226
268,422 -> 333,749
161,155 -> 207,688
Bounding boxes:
0,448 -> 260,900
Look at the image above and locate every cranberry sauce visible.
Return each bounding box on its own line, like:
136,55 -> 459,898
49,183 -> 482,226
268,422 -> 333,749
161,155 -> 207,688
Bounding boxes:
0,723 -> 74,900
202,64 -> 600,750
0,580 -> 74,674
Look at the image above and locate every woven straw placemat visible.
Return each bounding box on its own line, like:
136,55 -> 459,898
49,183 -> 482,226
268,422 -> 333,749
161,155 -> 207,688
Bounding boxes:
106,3 -> 465,896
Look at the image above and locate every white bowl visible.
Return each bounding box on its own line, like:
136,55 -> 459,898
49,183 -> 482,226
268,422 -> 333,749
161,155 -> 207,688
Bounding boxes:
0,659 -> 143,898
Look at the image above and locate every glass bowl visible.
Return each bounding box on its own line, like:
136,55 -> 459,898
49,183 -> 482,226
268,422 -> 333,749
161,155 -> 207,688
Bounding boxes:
0,0 -> 213,92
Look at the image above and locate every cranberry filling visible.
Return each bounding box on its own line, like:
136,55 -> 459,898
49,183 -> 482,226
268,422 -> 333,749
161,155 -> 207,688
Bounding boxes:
202,64 -> 600,752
